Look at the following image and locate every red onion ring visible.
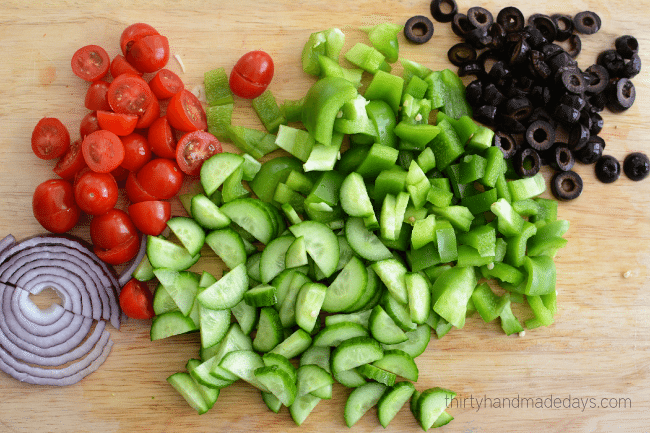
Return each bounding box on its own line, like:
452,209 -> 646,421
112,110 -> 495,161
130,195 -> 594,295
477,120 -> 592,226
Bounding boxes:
0,234 -> 121,386
117,234 -> 148,288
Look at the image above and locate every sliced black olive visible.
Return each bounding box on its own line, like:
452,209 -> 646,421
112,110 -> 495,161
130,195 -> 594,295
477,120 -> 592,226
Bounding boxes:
467,6 -> 493,30
541,43 -> 564,60
615,35 -> 639,59
560,93 -> 587,111
430,0 -> 458,23
595,155 -> 621,183
504,97 -> 533,121
465,27 -> 491,49
568,123 -> 590,151
551,14 -> 574,41
529,86 -> 552,107
597,49 -> 626,77
548,51 -> 577,73
493,131 -> 518,159
404,16 -> 435,44
458,60 -> 484,77
589,112 -> 604,135
560,69 -> 586,94
524,24 -> 548,48
514,147 -> 542,177
553,104 -> 581,126
465,79 -> 483,107
623,152 -> 650,181
508,38 -> 530,66
473,105 -> 498,126
621,53 -> 642,79
482,83 -> 506,106
447,42 -> 477,66
606,78 -> 636,112
548,142 -> 575,172
451,13 -> 474,38
528,14 -> 557,42
584,64 -> 609,95
526,120 -> 555,151
529,51 -> 552,80
486,23 -> 506,50
487,60 -> 511,83
551,170 -> 583,201
496,6 -> 525,33
528,107 -> 553,124
589,92 -> 608,112
565,34 -> 582,58
496,114 -> 527,134
573,11 -> 601,35
575,136 -> 605,164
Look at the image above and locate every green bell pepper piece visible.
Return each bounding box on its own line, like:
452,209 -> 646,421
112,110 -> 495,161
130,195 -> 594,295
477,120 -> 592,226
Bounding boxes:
438,69 -> 473,119
317,55 -> 363,87
429,119 -> 464,171
429,205 -> 473,233
466,126 -> 495,153
481,146 -> 505,188
411,214 -> 436,250
373,167 -> 407,202
356,143 -> 400,179
361,23 -> 403,63
301,28 -> 345,76
482,261 -> 525,286
402,75 -> 428,101
472,283 -> 510,323
406,242 -> 441,272
364,70 -> 404,115
458,154 -> 487,184
400,95 -> 432,125
431,266 -> 477,329
424,70 -> 445,110
457,225 -> 496,257
394,122 -> 441,151
508,173 -> 546,202
461,188 -> 498,215
344,42 -> 391,74
401,58 -> 433,84
504,221 -> 537,267
204,67 -> 234,106
531,198 -> 558,224
227,125 -> 278,159
491,198 -> 525,237
252,90 -> 286,134
525,295 -> 554,328
303,132 -> 343,173
334,94 -> 377,138
280,97 -> 305,123
301,77 -> 358,146
416,147 -> 436,173
456,245 -> 495,267
435,219 -> 457,263
250,156 -> 304,203
366,100 -> 398,148
523,255 -> 556,296
512,199 -> 540,217
275,125 -> 314,162
499,300 -> 524,335
206,103 -> 233,141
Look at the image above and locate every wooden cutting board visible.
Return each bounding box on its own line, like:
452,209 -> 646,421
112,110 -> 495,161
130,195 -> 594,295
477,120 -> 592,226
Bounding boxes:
1,0 -> 649,431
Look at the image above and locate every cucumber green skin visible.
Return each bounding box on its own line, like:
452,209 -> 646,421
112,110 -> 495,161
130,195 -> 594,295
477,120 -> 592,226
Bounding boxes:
377,381 -> 416,428
321,256 -> 367,313
289,220 -> 340,278
331,336 -> 383,373
150,311 -> 198,341
344,382 -> 388,427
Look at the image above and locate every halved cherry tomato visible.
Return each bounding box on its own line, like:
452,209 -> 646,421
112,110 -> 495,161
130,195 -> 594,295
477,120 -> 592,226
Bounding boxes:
85,80 -> 111,111
94,234 -> 140,265
119,278 -> 155,320
80,111 -> 100,138
74,170 -> 118,215
32,179 -> 80,233
126,34 -> 170,73
176,130 -> 223,176
97,111 -> 138,136
71,44 -> 110,82
229,50 -> 274,99
120,132 -> 151,172
128,200 -> 171,235
54,139 -> 87,180
90,208 -> 138,250
135,96 -> 160,129
120,23 -> 159,56
147,115 -> 176,158
81,129 -> 125,173
107,74 -> 154,117
148,68 -> 183,99
32,117 -> 70,160
110,54 -> 143,78
137,158 -> 184,200
166,89 -> 207,132
111,165 -> 129,185
125,171 -> 158,203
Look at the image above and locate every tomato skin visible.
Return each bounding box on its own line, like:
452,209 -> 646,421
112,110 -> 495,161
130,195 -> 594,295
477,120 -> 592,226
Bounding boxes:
32,117 -> 71,160
74,170 -> 118,215
110,54 -> 143,78
85,80 -> 111,111
135,96 -> 160,129
94,234 -> 140,265
96,110 -> 138,136
80,111 -> 101,138
147,115 -> 177,159
120,132 -> 151,172
119,278 -> 155,320
32,179 -> 80,233
120,23 -> 159,56
229,50 -> 274,99
166,89 -> 207,132
90,208 -> 138,250
149,68 -> 184,99
125,171 -> 158,203
81,129 -> 125,173
126,34 -> 170,73
176,130 -> 223,176
111,165 -> 129,185
54,139 -> 87,180
136,158 -> 184,200
71,45 -> 110,82
128,200 -> 171,235
107,74 -> 154,117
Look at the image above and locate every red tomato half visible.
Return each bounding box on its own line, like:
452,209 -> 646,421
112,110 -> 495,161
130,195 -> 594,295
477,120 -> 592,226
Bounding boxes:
120,132 -> 151,172
85,80 -> 111,111
147,115 -> 176,159
120,23 -> 159,56
32,179 -> 80,233
125,171 -> 158,203
71,45 -> 110,82
107,74 -> 154,117
229,50 -> 274,99
110,54 -> 143,78
74,170 -> 118,215
128,200 -> 171,236
54,139 -> 87,180
126,34 -> 170,73
166,89 -> 207,132
81,129 -> 125,173
135,96 -> 160,129
119,279 -> 155,320
176,130 -> 222,176
94,234 -> 140,265
136,158 -> 184,200
90,208 -> 138,250
79,111 -> 100,138
96,110 -> 138,136
32,117 -> 70,160
149,68 -> 184,99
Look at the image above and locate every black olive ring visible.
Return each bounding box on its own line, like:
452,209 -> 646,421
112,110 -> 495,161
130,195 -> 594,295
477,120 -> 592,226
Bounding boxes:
430,0 -> 458,23
623,152 -> 650,181
551,14 -> 574,41
514,147 -> 542,177
404,15 -> 435,44
573,11 -> 601,35
496,6 -> 525,33
595,155 -> 621,183
551,170 -> 583,201
447,43 -> 477,66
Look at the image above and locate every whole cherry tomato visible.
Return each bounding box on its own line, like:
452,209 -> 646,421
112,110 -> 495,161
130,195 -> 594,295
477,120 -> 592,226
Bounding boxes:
120,132 -> 151,172
74,170 -> 118,215
126,34 -> 170,73
32,117 -> 70,160
90,208 -> 138,250
229,50 -> 274,99
175,130 -> 222,176
128,200 -> 171,235
136,158 -> 184,199
119,278 -> 155,320
32,179 -> 80,233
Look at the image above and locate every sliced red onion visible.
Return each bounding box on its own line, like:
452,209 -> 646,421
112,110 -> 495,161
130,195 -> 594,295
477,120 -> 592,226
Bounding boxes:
0,235 -> 16,255
10,289 -> 72,336
118,234 -> 147,288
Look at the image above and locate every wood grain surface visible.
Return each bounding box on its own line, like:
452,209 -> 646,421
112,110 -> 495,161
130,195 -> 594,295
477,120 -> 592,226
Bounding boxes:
1,1 -> 649,432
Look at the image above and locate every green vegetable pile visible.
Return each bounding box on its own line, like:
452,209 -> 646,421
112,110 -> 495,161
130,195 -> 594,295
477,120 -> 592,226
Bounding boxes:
139,23 -> 569,429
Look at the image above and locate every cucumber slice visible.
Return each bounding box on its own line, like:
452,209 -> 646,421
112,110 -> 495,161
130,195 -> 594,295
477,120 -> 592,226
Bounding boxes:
322,256 -> 367,313
343,266 -> 380,313
331,336 -> 384,373
219,350 -> 270,392
147,236 -> 200,271
231,299 -> 258,335
263,352 -> 298,383
150,311 -> 198,341
270,329 -> 312,359
299,346 -> 331,374
356,363 -> 396,386
345,217 -> 392,262
167,216 -> 206,257
253,307 -> 284,352
220,198 -> 276,244
286,236 -> 309,268
254,365 -> 298,407
167,372 -> 211,414
340,172 -> 375,217
381,324 -> 431,358
295,282 -> 327,333
198,305 -> 230,349
296,364 -> 333,397
205,228 -> 247,270
196,264 -> 248,310
260,235 -> 295,283
191,194 -> 231,230
369,305 -> 408,345
371,258 -> 408,304
289,220 -> 340,278
344,382 -> 387,427
152,269 -> 200,316
289,393 -> 321,426
324,309 -> 372,329
382,292 -> 416,332
372,349 -> 419,381
416,387 -> 457,430
200,152 -> 245,196
184,361 -> 220,407
132,254 -> 154,281
377,381 -> 416,428
405,272 -> 431,325
188,356 -> 235,389
152,283 -> 179,316
333,368 -> 367,388
244,284 -> 278,307
279,271 -> 312,328
313,322 -> 369,347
